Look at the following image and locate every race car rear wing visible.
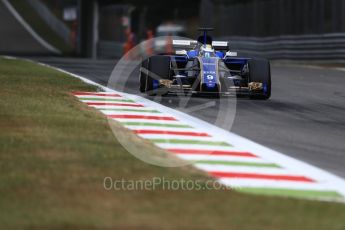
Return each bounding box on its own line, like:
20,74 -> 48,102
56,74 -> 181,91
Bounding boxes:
173,39 -> 229,51
212,41 -> 229,51
172,40 -> 198,49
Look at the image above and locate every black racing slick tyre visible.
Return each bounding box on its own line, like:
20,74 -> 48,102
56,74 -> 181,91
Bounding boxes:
248,59 -> 271,100
145,55 -> 171,96
139,59 -> 149,93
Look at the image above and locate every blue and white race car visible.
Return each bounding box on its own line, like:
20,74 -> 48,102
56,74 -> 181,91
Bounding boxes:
139,28 -> 271,99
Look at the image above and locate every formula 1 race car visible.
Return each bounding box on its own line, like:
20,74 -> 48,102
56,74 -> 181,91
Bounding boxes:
139,28 -> 271,99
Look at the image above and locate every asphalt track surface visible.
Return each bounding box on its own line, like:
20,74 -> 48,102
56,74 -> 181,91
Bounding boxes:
32,57 -> 345,179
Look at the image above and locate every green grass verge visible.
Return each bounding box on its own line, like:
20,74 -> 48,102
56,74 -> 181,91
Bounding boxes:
9,0 -> 74,54
1,57 -> 345,230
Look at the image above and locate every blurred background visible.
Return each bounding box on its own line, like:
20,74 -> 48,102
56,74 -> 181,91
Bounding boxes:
1,0 -> 345,62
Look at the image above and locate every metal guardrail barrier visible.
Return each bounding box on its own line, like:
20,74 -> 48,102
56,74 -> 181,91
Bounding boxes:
97,41 -> 124,59
97,33 -> 345,63
219,33 -> 345,63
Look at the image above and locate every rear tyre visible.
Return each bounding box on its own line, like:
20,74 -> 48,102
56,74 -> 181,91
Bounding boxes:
146,55 -> 171,96
248,59 -> 271,100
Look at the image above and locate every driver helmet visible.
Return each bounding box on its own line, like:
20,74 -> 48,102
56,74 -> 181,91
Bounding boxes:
200,44 -> 215,57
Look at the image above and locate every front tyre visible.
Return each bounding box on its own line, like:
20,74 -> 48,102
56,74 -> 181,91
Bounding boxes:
248,59 -> 271,100
146,55 -> 171,96
139,59 -> 149,93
